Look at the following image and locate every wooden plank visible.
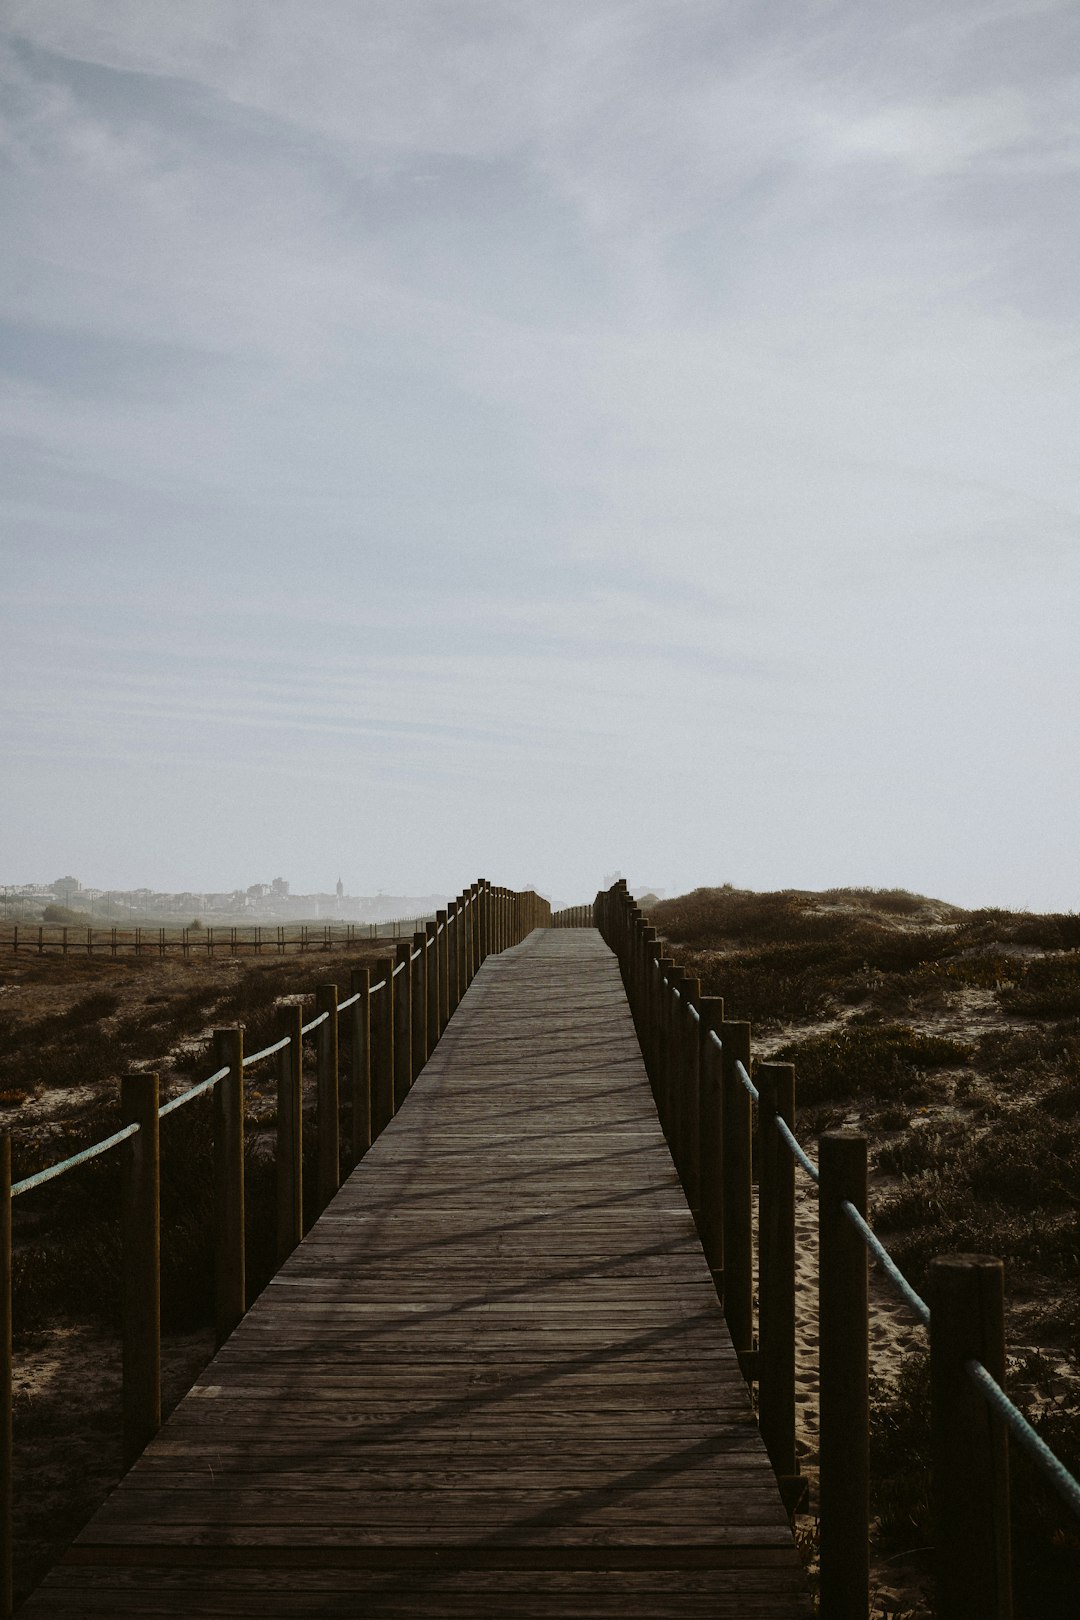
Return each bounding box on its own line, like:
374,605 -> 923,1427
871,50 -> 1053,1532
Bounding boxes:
24,929 -> 808,1618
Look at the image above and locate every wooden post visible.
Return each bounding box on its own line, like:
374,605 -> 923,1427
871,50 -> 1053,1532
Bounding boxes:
479,879 -> 489,962
929,1255 -> 1011,1620
371,959 -> 395,1134
681,975 -> 702,1217
1,1137 -> 11,1620
275,1003 -> 303,1263
467,885 -> 478,981
411,932 -> 427,1078
721,1020 -> 753,1358
315,984 -> 339,1211
393,943 -> 412,1108
697,998 -> 724,1294
212,1028 -> 245,1346
655,957 -> 674,1124
436,910 -> 449,1031
425,923 -> 439,1053
757,1062 -> 797,1486
120,1071 -> 160,1468
459,892 -> 469,991
349,968 -> 371,1166
446,902 -> 459,1014
818,1130 -> 869,1620
666,966 -> 688,1172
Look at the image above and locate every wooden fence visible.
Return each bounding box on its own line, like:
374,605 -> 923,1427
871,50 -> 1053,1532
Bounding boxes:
0,878 -> 551,1619
594,877 -> 1079,1620
551,905 -> 593,927
1,918 -> 438,957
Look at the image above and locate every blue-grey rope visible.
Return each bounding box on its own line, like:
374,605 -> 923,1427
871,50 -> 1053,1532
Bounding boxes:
300,1009 -> 329,1034
775,1116 -> 821,1185
967,1358 -> 1080,1521
12,1122 -> 140,1196
336,992 -> 360,1012
735,1058 -> 759,1102
159,1064 -> 231,1117
241,1035 -> 291,1067
840,1199 -> 930,1325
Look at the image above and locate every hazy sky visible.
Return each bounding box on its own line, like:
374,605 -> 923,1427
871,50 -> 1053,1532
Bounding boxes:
2,2 -> 1078,910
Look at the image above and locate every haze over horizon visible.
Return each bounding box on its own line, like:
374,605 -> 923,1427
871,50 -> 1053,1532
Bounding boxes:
2,3 -> 1078,912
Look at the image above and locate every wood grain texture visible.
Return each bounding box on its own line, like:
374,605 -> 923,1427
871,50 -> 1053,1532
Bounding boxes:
22,929 -> 808,1618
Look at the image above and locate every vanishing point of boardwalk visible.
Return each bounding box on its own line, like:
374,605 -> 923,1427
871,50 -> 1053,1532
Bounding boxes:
22,929 -> 808,1618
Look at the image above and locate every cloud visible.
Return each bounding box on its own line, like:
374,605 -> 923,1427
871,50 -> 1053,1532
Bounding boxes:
1,3 -> 1079,905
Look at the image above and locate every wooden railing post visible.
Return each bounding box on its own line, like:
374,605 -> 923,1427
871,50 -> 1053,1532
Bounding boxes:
757,1061 -> 797,1492
446,902 -> 459,1014
316,984 -> 340,1211
681,975 -> 702,1219
425,923 -> 439,1053
696,998 -> 724,1297
665,966 -> 688,1160
349,967 -> 371,1167
212,1027 -> 245,1346
371,961 -> 395,1135
655,956 -> 674,1124
470,883 -> 481,976
436,910 -> 449,1031
929,1255 -> 1011,1620
411,932 -> 428,1078
819,1130 -> 869,1620
720,1020 -> 753,1359
276,1003 -> 303,1262
393,943 -> 412,1108
1,1136 -> 11,1620
120,1071 -> 161,1469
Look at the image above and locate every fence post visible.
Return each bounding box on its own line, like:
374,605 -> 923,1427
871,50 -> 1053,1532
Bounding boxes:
212,1027 -> 245,1346
655,957 -> 674,1125
393,943 -> 412,1108
436,910 -> 449,1031
928,1255 -> 1011,1620
425,923 -> 439,1053
757,1062 -> 797,1493
315,985 -> 339,1210
371,960 -> 395,1134
349,968 -> 371,1166
1,1137 -> 11,1620
411,933 -> 427,1078
720,1020 -> 753,1359
681,975 -> 702,1217
276,1003 -> 303,1262
819,1130 -> 869,1620
446,902 -> 459,1014
665,966 -> 688,1161
120,1071 -> 160,1469
696,998 -> 724,1296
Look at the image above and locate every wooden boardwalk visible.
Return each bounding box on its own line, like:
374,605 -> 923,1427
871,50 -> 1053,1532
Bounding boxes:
23,929 -> 808,1618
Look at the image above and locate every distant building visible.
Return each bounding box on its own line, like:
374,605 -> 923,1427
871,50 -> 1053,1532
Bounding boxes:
271,877 -> 290,896
336,877 -> 344,899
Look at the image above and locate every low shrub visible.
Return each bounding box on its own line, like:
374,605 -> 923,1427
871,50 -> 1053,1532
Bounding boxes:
999,956 -> 1080,1020
770,1025 -> 972,1107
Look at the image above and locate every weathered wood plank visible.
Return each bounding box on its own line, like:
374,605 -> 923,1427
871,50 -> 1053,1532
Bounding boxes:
22,929 -> 809,1618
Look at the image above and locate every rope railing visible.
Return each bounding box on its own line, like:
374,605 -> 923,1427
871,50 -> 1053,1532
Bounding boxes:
1,875 -> 552,1620
10,1122 -> 140,1198
157,1065 -> 230,1117
593,875 -> 1080,1620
